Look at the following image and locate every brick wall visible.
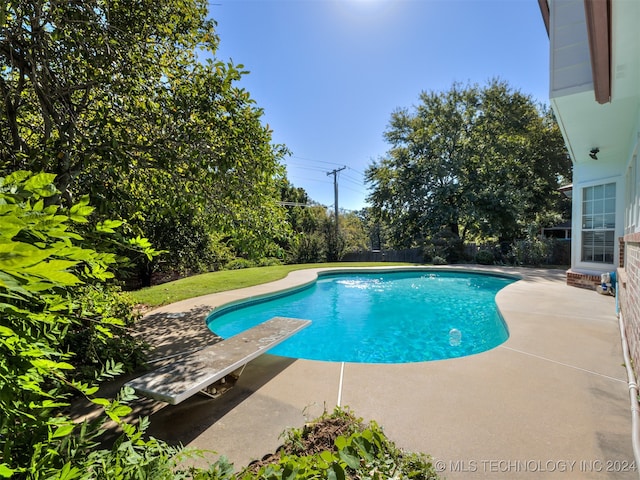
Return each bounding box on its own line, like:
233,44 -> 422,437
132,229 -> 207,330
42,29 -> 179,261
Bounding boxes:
566,270 -> 601,290
619,232 -> 640,380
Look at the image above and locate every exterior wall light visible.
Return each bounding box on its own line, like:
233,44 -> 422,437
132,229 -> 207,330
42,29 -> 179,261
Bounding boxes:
589,148 -> 599,160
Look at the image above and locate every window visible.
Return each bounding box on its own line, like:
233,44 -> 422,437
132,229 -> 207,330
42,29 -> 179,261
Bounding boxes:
581,183 -> 615,263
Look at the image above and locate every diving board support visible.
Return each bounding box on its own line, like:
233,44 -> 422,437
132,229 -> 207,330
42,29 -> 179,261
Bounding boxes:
125,317 -> 311,405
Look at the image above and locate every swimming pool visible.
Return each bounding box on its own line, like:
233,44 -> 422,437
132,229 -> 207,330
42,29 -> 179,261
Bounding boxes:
206,270 -> 515,363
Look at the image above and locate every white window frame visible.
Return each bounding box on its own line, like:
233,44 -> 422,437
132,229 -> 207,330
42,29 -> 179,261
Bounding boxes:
581,182 -> 616,263
574,178 -> 622,272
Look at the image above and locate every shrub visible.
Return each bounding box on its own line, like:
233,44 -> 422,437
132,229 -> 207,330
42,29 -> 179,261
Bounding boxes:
424,229 -> 464,263
241,407 -> 440,480
475,249 -> 495,265
140,222 -> 238,285
432,256 -> 448,265
0,171 -> 220,478
257,257 -> 283,267
224,258 -> 257,270
510,237 -> 557,266
288,233 -> 324,264
62,283 -> 148,380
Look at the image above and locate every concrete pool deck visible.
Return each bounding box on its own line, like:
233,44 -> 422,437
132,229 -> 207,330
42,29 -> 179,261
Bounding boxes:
130,266 -> 638,479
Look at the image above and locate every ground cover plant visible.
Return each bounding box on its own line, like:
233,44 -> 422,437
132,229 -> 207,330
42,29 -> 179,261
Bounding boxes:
235,407 -> 441,480
0,171 -> 222,479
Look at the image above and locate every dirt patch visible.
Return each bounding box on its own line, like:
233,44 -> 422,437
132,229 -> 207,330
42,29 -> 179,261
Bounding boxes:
244,411 -> 363,473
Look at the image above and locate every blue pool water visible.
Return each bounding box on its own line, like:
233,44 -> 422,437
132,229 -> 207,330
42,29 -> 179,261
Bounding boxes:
206,270 -> 514,363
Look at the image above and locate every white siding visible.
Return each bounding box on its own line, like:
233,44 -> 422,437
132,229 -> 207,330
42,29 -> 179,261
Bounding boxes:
550,0 -> 593,98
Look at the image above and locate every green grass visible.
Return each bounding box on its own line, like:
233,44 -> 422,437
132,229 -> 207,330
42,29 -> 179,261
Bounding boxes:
127,262 -> 414,308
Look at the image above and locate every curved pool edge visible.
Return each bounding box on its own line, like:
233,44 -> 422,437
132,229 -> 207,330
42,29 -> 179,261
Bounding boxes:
204,265 -> 522,323
137,266 -> 566,366
146,265 -> 528,321
205,265 -> 523,363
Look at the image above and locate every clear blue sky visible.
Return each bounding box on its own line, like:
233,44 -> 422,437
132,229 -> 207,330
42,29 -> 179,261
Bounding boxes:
211,0 -> 550,211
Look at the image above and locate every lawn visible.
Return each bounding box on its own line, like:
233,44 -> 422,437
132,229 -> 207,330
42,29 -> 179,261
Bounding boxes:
128,262 -> 415,308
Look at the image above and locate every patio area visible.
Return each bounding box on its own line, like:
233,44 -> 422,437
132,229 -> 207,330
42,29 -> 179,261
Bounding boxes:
130,267 -> 637,478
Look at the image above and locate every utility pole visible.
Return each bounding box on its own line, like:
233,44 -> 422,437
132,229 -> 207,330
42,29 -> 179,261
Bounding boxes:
326,166 -> 346,236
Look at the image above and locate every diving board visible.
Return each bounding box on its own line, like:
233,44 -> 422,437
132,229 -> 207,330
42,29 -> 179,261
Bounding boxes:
125,317 -> 311,405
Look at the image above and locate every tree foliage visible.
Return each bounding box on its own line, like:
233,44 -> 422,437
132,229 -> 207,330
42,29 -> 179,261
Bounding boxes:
1,0 -> 290,281
279,179 -> 369,262
0,171 -> 154,477
366,80 -> 571,251
0,171 -> 240,478
340,211 -> 369,254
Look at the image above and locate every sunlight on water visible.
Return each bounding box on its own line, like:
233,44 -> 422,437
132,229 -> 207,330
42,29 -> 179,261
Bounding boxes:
206,271 -> 514,364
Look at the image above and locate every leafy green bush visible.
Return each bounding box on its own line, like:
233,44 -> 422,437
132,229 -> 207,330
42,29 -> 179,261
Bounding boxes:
432,256 -> 447,265
424,229 -> 464,264
143,215 -> 236,281
475,249 -> 495,265
0,171 -> 220,479
62,283 -> 148,379
239,408 -> 440,480
225,258 -> 257,270
288,233 -> 324,264
509,237 -> 556,266
256,257 -> 283,267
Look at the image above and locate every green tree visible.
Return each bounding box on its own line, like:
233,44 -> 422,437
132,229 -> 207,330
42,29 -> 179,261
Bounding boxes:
287,204 -> 327,264
0,0 -> 215,199
321,215 -> 344,262
461,82 -> 570,241
280,178 -> 369,262
356,207 -> 391,251
1,0 -> 291,281
340,210 -> 369,254
366,80 -> 571,252
279,178 -> 313,233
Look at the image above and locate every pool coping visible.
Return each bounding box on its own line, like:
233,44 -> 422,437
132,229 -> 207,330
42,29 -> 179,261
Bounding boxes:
204,267 -> 518,363
132,265 -> 636,479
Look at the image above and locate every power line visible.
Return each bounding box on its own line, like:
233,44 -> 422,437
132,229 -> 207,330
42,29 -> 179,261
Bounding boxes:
289,165 -> 331,174
277,201 -> 316,207
341,174 -> 365,187
286,175 -> 332,184
287,157 -> 367,177
341,184 -> 368,196
347,166 -> 366,177
288,156 -> 348,168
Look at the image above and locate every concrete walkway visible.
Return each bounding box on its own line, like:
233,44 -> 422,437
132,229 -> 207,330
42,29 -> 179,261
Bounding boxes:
130,266 -> 637,479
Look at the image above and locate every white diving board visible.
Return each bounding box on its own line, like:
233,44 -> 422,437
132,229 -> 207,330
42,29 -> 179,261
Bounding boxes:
125,317 -> 311,405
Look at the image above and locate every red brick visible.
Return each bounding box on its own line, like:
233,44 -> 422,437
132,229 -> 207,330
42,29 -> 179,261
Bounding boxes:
618,236 -> 640,380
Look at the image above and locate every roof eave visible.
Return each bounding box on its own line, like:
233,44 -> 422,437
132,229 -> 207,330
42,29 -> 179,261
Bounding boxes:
538,0 -> 550,37
584,0 -> 612,104
538,0 -> 612,104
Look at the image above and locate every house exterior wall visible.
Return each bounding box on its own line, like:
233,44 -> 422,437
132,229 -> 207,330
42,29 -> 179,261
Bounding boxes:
549,0 -> 593,98
545,0 -> 640,377
619,233 -> 640,375
619,131 -> 640,377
